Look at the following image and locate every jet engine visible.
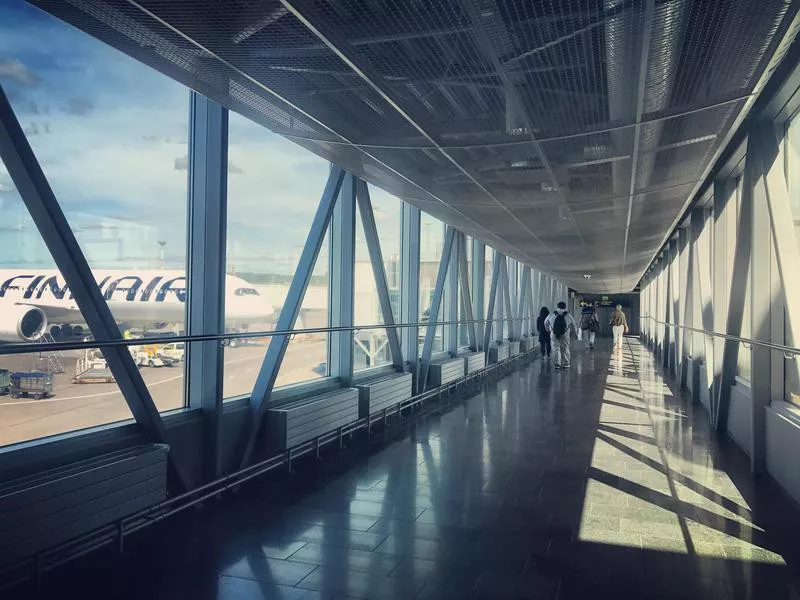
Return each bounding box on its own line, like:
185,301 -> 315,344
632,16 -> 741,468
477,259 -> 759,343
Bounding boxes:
0,305 -> 48,342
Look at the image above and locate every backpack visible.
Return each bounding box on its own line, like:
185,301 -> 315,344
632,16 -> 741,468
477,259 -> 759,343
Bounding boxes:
553,312 -> 567,338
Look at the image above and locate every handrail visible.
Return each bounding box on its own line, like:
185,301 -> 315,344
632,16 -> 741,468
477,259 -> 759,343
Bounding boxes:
0,316 -> 535,356
639,315 -> 800,357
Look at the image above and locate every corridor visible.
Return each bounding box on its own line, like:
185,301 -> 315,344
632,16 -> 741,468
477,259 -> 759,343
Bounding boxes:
32,339 -> 800,600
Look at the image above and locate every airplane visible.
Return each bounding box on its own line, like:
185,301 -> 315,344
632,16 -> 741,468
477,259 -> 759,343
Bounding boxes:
0,270 -> 274,342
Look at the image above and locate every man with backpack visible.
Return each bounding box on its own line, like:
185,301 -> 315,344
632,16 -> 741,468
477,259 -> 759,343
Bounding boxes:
579,304 -> 600,351
545,301 -> 576,369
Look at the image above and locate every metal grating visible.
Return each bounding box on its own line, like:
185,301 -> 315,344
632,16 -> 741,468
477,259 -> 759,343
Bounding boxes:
29,0 -> 799,292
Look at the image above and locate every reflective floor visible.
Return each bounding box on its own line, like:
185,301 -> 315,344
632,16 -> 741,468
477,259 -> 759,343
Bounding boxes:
25,338 -> 800,599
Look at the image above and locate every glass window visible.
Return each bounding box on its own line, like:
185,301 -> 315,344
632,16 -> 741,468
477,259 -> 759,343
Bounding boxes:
0,0 -> 188,447
484,248 -> 494,340
785,115 -> 800,403
419,214 -> 444,353
223,111 -> 331,398
354,187 -> 401,372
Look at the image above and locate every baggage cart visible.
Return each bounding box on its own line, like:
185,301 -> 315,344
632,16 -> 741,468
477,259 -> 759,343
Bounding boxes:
10,371 -> 54,400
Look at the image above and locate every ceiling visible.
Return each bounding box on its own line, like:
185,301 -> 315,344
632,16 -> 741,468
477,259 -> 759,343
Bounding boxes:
32,0 -> 799,292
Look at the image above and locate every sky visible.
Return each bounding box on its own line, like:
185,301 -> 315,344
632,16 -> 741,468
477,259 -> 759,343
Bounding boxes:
0,0 -> 427,277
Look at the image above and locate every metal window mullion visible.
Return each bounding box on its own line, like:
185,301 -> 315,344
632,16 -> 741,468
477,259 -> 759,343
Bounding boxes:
445,231 -> 459,355
186,93 -> 228,481
240,165 -> 345,467
483,251 -> 501,357
518,267 -> 530,342
472,240 -> 485,348
711,179 -> 730,426
419,226 -> 455,392
715,166 -> 753,431
458,233 -> 477,350
0,86 -> 191,489
400,203 -> 420,376
678,225 -> 692,388
331,172 -> 356,385
354,179 -> 403,369
694,208 -> 715,408
750,132 -> 772,473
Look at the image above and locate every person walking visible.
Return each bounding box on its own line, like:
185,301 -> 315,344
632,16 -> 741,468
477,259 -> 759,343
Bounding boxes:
611,304 -> 629,351
545,301 -> 576,369
579,304 -> 600,350
536,307 -> 551,360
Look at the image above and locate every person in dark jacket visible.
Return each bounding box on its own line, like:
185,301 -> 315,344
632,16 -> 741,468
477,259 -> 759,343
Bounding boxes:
536,307 -> 551,360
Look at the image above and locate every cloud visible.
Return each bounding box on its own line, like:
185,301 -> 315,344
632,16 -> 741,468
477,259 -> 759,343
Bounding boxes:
61,97 -> 94,116
0,57 -> 38,85
174,154 -> 244,174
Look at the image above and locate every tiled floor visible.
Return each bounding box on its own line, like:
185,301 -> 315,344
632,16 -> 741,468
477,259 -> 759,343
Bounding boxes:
24,338 -> 800,599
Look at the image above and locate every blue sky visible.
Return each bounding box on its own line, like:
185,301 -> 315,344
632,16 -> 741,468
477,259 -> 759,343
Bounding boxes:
0,0 -> 421,275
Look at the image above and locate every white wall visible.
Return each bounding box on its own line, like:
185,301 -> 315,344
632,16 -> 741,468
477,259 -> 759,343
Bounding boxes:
727,383 -> 752,457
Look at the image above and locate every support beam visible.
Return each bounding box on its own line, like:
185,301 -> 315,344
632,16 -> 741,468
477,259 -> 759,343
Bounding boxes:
419,227 -> 456,392
186,93 -> 228,481
241,166 -> 345,467
501,258 -> 514,343
678,225 -> 692,389
400,203 -> 420,376
483,251 -> 502,358
458,233 -> 477,350
715,170 -> 752,431
472,241 -> 485,349
330,172 -> 356,385
750,136 -> 771,473
693,207 -> 715,416
445,232 -> 459,355
670,239 -> 680,376
518,267 -> 531,343
355,179 -> 403,369
712,179 -> 731,427
0,86 -> 191,489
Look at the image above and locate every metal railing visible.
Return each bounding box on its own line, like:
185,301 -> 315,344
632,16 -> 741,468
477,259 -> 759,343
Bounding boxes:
0,317 -> 536,356
639,315 -> 800,358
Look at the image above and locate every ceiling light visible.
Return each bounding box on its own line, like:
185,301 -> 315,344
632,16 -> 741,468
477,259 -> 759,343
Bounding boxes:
583,274 -> 592,279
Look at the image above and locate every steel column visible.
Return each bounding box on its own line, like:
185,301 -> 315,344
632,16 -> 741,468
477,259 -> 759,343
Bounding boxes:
501,258 -> 514,343
750,134 -> 771,473
240,166 -> 345,467
517,267 -> 530,342
355,179 -> 403,369
400,203 -> 420,376
483,251 -> 502,358
330,172 -> 356,385
445,232 -> 459,354
458,233 -> 477,350
712,179 -> 731,426
419,227 -> 456,392
678,225 -> 692,389
186,93 -> 228,481
472,241 -> 485,349
0,86 -> 191,489
715,170 -> 753,431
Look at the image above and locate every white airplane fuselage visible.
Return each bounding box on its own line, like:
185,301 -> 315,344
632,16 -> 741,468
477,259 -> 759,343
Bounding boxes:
0,269 -> 274,341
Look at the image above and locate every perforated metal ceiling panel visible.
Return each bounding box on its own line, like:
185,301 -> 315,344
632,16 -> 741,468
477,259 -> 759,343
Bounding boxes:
32,0 -> 798,292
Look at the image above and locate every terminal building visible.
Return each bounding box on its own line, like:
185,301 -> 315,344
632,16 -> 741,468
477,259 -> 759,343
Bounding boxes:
1,0 -> 800,598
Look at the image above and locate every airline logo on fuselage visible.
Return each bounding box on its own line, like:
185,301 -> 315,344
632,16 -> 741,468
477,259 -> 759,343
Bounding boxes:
0,274 -> 187,303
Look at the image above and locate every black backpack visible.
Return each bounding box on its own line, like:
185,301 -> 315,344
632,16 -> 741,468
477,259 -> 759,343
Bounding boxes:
553,312 -> 567,338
